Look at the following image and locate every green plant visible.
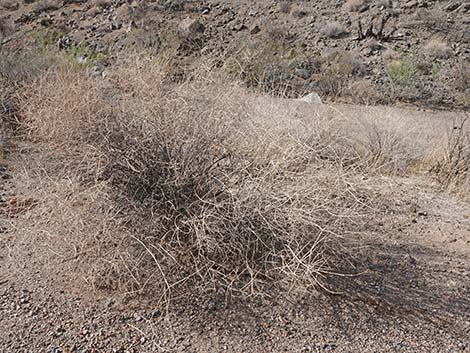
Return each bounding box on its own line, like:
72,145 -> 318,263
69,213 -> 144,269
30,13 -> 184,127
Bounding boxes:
31,29 -> 62,53
124,25 -> 178,56
386,57 -> 420,87
66,42 -> 106,66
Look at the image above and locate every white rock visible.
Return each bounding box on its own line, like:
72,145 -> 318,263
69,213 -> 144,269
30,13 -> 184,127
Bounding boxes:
297,92 -> 323,105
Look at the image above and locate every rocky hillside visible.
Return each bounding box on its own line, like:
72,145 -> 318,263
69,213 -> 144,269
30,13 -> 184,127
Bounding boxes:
1,0 -> 469,108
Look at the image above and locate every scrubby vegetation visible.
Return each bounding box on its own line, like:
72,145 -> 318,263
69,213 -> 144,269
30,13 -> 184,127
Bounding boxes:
10,53 -> 372,305
1,45 -> 469,308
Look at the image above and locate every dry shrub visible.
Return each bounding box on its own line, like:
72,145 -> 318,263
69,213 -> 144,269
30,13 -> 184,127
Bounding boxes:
0,16 -> 14,41
90,0 -> 110,9
34,0 -> 61,12
382,49 -> 400,63
0,0 -> 18,10
343,79 -> 383,105
402,9 -> 450,34
424,39 -> 452,59
279,1 -> 291,13
375,0 -> 393,8
20,56 -> 369,305
449,59 -> 470,108
431,116 -> 470,191
312,51 -> 367,98
1,50 -> 60,147
320,22 -> 346,39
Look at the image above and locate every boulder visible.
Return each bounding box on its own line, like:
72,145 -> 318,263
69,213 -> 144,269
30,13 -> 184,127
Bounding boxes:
177,18 -> 204,40
297,92 -> 323,105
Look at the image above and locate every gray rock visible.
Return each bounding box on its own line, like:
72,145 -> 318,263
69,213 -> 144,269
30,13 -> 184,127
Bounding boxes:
445,2 -> 461,11
297,92 -> 323,105
177,18 -> 204,40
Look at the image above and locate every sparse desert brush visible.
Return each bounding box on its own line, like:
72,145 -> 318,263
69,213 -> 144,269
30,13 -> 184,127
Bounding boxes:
344,0 -> 368,12
431,116 -> 470,192
312,51 -> 367,98
375,0 -> 393,8
279,1 -> 291,13
90,0 -> 110,9
0,50 -> 60,134
158,0 -> 185,11
451,59 -> 470,93
34,0 -> 60,12
320,21 -> 346,39
0,0 -> 18,10
386,58 -> 419,87
344,79 -> 383,105
382,49 -> 400,63
225,33 -> 300,92
424,39 -> 452,59
0,17 -> 14,45
19,55 -> 371,305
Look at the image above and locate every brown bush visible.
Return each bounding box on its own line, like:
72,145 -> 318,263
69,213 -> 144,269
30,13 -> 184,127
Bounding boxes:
320,22 -> 347,39
424,39 -> 453,59
431,116 -> 470,192
279,1 -> 291,13
19,55 -> 371,305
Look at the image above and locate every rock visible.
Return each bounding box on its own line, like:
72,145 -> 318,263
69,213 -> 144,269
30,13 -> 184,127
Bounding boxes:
1,0 -> 19,10
177,18 -> 204,40
294,68 -> 311,80
402,0 -> 418,9
297,92 -> 323,105
231,20 -> 246,32
460,3 -> 470,11
445,2 -> 461,11
125,20 -> 137,32
250,24 -> 261,35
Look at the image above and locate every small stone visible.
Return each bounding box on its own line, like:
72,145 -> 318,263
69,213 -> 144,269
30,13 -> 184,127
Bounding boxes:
445,2 -> 460,11
297,92 -> 323,105
177,18 -> 204,40
250,25 -> 261,35
402,0 -> 418,9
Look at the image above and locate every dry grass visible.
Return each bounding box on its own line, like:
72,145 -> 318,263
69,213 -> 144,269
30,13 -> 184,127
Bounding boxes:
431,116 -> 470,192
34,0 -> 61,12
320,22 -> 346,39
0,0 -> 18,10
424,39 -> 453,59
279,1 -> 291,13
16,55 -> 375,306
375,0 -> 393,8
0,17 -> 14,41
8,50 -> 468,309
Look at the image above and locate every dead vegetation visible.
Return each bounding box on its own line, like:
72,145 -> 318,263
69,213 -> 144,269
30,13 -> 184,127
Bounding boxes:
15,55 -> 376,306
320,21 -> 347,39
431,116 -> 470,192
2,48 -> 468,309
424,38 -> 453,59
